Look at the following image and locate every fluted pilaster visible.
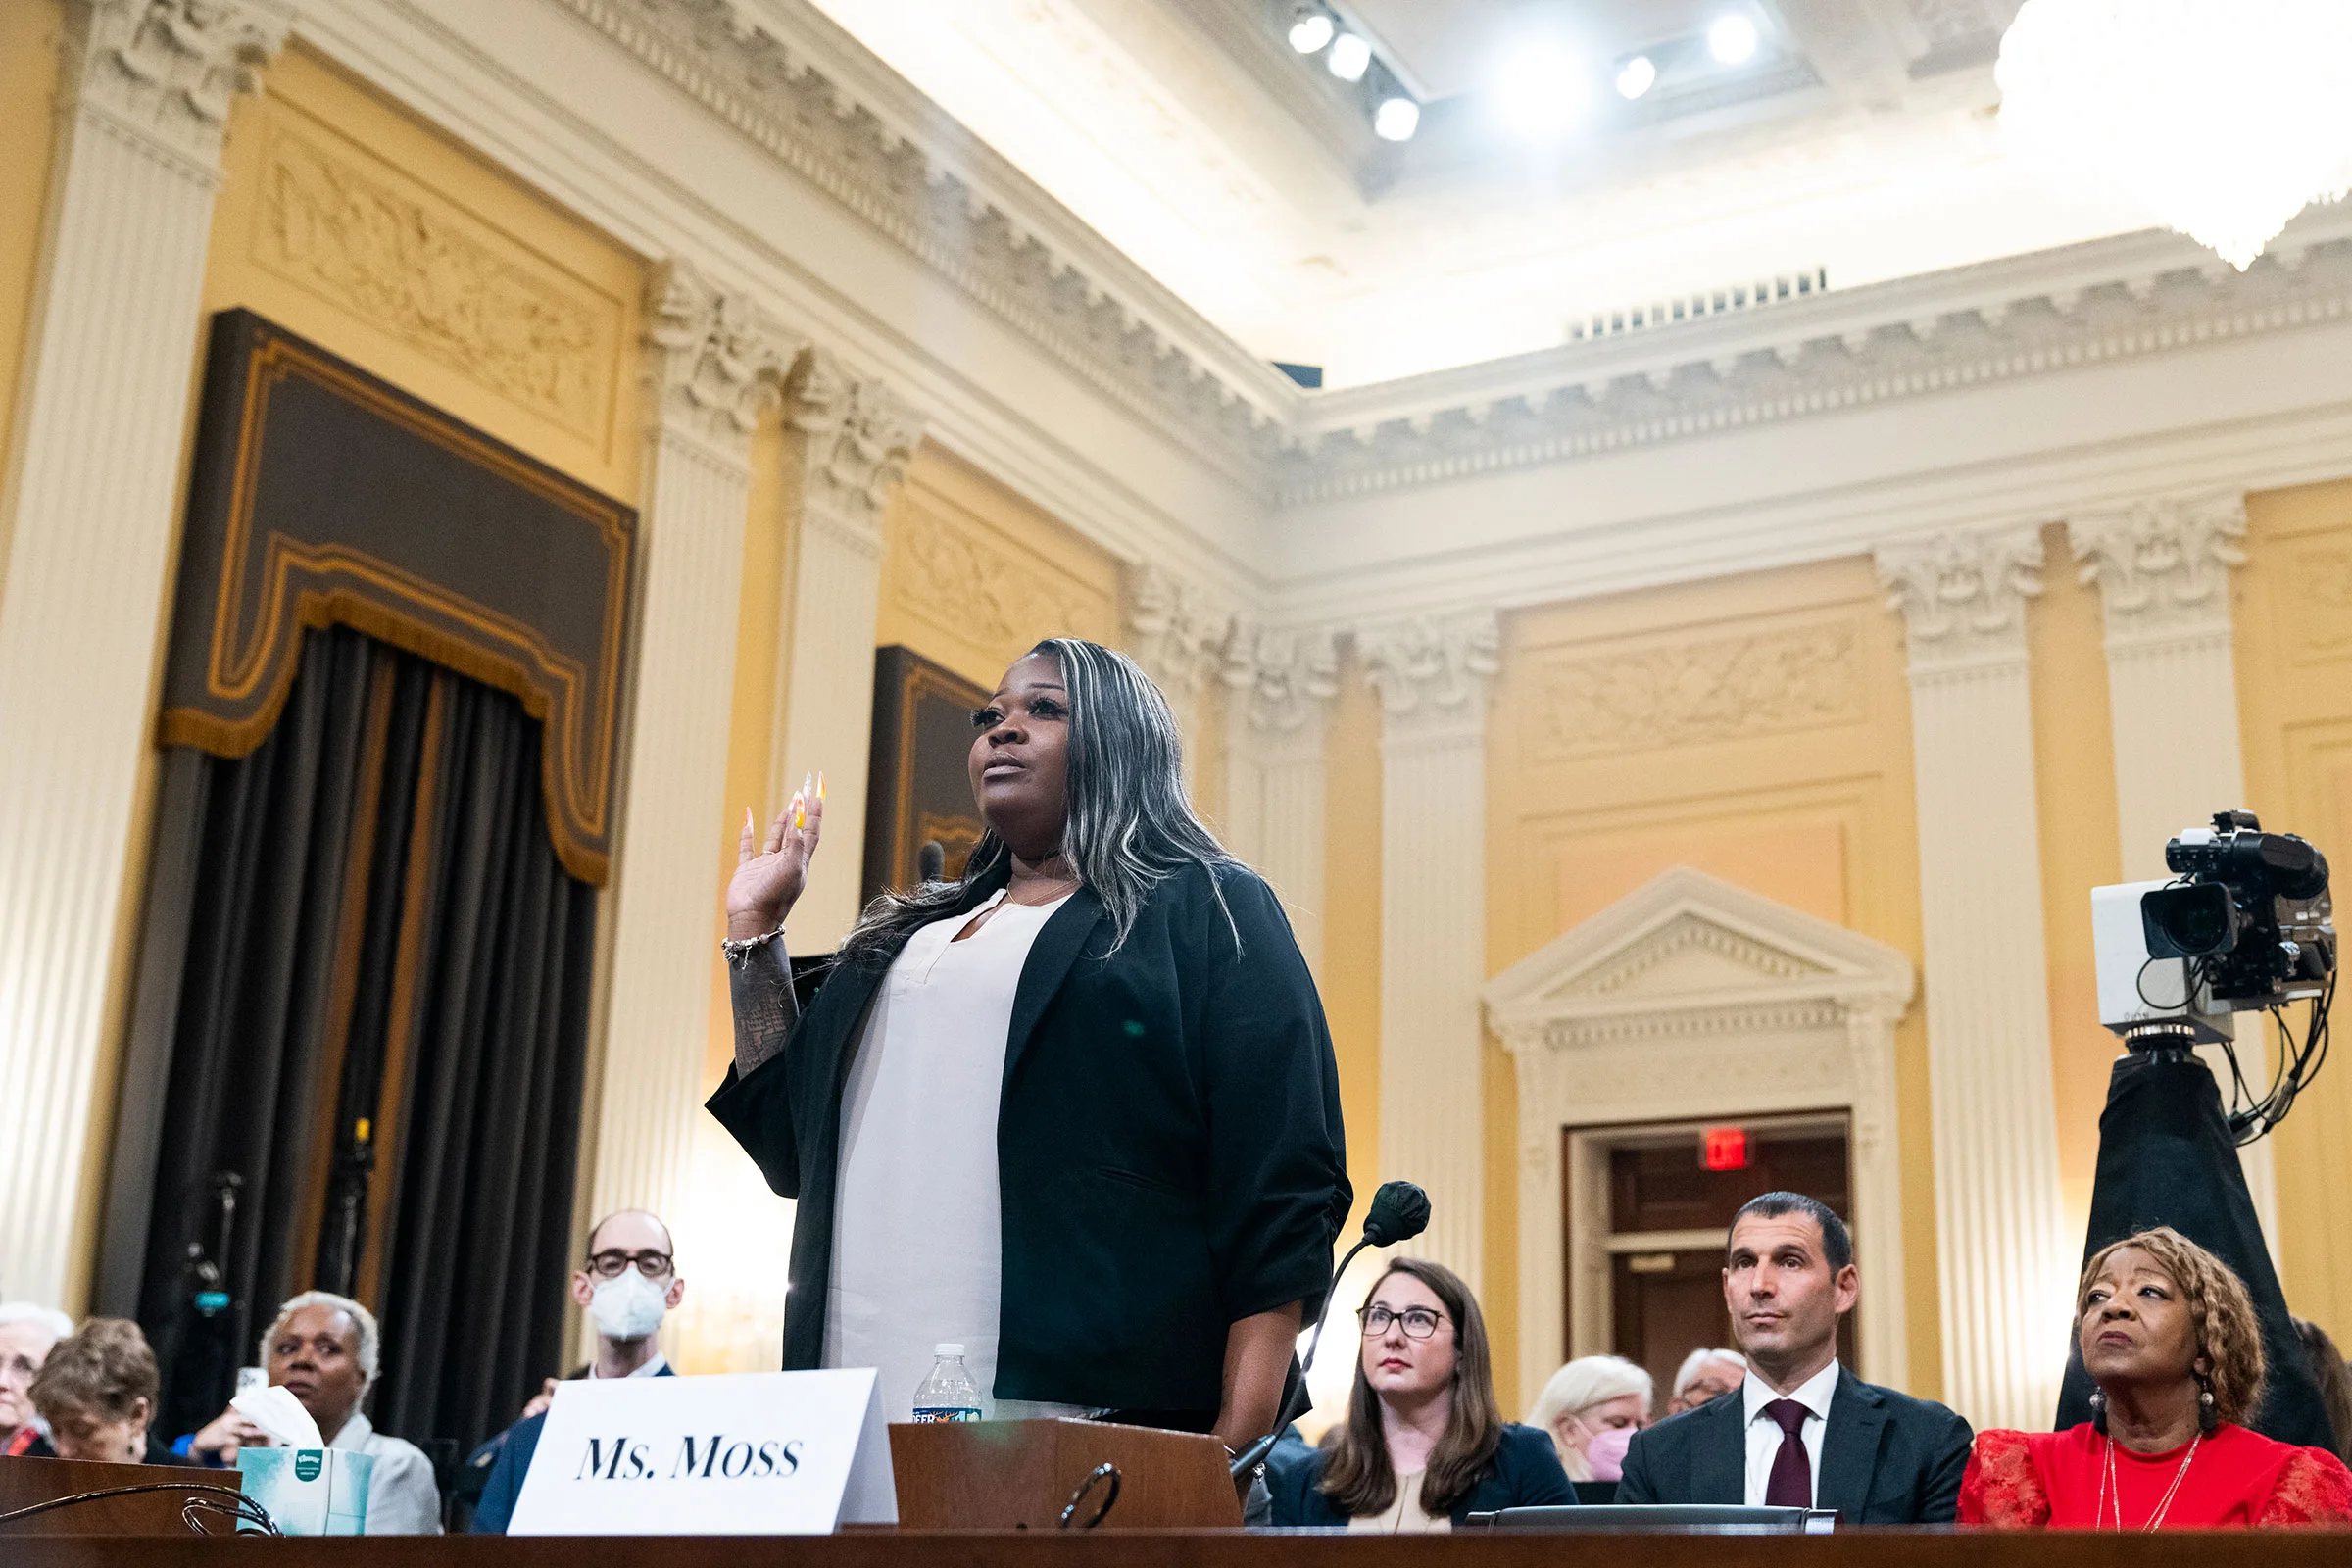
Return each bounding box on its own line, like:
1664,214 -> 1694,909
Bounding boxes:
0,0 -> 291,1308
1878,524 -> 2070,1431
2068,491 -> 2278,1249
769,349 -> 921,949
1126,564 -> 1237,795
588,260 -> 793,1296
1222,625 -> 1339,971
1363,610 -> 1499,1288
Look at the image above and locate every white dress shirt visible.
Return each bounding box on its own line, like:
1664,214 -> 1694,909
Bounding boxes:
329,1409 -> 442,1535
1740,1360 -> 1839,1507
823,890 -> 1085,1422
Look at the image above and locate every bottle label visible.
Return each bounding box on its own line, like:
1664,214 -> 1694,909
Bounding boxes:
909,1405 -> 982,1423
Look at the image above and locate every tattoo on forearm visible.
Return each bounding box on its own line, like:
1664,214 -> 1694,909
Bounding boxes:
731,946 -> 798,1076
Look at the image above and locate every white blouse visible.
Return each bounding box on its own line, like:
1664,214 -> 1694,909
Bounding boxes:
821,889 -> 1083,1421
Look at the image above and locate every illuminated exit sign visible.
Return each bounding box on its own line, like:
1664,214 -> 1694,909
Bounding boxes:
1701,1126 -> 1750,1172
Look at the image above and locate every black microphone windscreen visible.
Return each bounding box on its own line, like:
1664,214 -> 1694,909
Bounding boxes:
1361,1181 -> 1430,1247
917,840 -> 946,883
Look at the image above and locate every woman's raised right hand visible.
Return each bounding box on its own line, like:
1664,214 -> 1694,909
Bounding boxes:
728,776 -> 823,940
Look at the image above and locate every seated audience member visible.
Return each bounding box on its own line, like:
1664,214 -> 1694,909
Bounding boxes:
2292,1315 -> 2352,1467
1668,1348 -> 1746,1415
1527,1355 -> 1653,1481
471,1209 -> 683,1534
24,1318 -> 186,1465
1265,1258 -> 1574,1530
1961,1228 -> 2352,1528
185,1291 -> 441,1535
1617,1192 -> 1971,1523
1,1302 -> 73,1456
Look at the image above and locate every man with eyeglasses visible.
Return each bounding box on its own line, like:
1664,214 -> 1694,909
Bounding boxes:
468,1210 -> 685,1533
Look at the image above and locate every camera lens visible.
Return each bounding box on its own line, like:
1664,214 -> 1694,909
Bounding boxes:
2143,883 -> 2241,958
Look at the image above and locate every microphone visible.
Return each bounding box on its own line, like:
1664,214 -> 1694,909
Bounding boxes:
917,840 -> 946,883
1228,1180 -> 1429,1478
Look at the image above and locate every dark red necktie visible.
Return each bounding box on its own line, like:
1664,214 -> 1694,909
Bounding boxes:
1763,1398 -> 1812,1507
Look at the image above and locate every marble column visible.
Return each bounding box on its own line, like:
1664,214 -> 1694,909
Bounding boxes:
587,261 -> 793,1252
1221,625 -> 1340,972
769,351 -> 922,951
1877,526 -> 2072,1432
1126,564 -> 1236,797
0,0 -> 292,1308
2069,492 -> 2279,1248
1362,611 -> 1500,1289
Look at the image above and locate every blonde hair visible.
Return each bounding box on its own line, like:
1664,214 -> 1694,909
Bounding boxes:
2078,1227 -> 2265,1425
1527,1355 -> 1654,1480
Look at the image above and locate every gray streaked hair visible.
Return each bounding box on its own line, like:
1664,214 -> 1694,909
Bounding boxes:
839,638 -> 1236,966
262,1291 -> 380,1396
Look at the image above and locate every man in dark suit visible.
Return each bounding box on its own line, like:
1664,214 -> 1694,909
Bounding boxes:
468,1210 -> 684,1533
1616,1192 -> 1971,1524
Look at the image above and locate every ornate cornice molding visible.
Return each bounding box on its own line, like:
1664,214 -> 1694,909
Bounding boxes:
2068,490 -> 2247,646
1362,610 -> 1501,743
788,347 -> 922,558
1223,622 -> 1339,740
645,257 -> 798,460
1278,231 -> 2352,508
1126,564 -> 1238,700
551,0 -> 1288,488
68,0 -> 292,173
1877,524 -> 2045,675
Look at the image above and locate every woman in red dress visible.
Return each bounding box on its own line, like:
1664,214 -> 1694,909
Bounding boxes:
1960,1227 -> 2352,1528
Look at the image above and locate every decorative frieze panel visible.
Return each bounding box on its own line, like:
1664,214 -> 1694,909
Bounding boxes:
1529,621 -> 1865,760
890,495 -> 1114,671
255,121 -> 617,439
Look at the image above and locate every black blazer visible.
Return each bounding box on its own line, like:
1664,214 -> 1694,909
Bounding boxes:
1614,1364 -> 1972,1524
708,859 -> 1351,1415
1264,1423 -> 1576,1527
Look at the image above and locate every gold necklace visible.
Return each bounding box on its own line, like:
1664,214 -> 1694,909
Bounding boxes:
2098,1433 -> 2200,1531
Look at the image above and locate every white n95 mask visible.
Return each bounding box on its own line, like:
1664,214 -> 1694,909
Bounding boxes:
588,1268 -> 669,1342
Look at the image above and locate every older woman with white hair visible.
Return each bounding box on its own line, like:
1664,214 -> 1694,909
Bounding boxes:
187,1291 -> 441,1534
1529,1355 -> 1656,1482
0,1301 -> 74,1456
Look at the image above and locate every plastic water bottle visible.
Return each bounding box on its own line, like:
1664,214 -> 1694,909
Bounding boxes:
910,1343 -> 983,1422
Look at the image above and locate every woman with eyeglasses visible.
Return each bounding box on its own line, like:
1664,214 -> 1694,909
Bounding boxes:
712,640 -> 1349,1453
1265,1259 -> 1574,1530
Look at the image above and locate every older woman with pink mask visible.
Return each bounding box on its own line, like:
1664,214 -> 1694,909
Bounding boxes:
1529,1355 -> 1655,1483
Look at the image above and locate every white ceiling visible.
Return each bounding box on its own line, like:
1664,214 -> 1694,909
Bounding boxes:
791,0 -> 2158,388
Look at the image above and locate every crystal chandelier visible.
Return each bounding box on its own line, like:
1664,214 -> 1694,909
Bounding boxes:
1996,0 -> 2352,269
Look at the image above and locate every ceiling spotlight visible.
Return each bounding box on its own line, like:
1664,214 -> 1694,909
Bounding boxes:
1328,31 -> 1372,82
1614,54 -> 1657,99
1708,14 -> 1759,65
1288,8 -> 1334,54
1493,35 -> 1588,138
1373,95 -> 1420,141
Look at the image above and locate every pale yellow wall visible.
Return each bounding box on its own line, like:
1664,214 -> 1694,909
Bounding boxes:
1481,555 -> 1942,1404
0,0 -> 66,606
1321,651 -> 1384,1241
2237,477 -> 2352,1340
2027,525 -> 2124,1249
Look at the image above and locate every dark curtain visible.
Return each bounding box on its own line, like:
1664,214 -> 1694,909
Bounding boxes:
136,626 -> 594,1454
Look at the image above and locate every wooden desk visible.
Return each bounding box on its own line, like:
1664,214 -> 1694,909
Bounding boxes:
6,1531 -> 2352,1566
0,1455 -> 243,1536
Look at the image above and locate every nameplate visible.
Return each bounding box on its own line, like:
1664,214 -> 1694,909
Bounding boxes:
507,1368 -> 897,1535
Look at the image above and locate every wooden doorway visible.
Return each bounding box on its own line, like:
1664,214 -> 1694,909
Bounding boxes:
1568,1115 -> 1854,1403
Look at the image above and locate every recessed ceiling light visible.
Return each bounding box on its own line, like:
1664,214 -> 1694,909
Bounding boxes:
1374,96 -> 1420,141
1288,9 -> 1334,54
1493,35 -> 1588,138
1708,14 -> 1759,65
1328,31 -> 1372,81
1615,54 -> 1657,99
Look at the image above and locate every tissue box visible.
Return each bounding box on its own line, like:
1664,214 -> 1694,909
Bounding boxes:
236,1447 -> 373,1535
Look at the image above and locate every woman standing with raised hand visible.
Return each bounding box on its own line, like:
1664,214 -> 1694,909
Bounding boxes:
709,638 -> 1350,1454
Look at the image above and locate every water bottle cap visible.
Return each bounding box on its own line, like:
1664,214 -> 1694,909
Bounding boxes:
935,1342 -> 964,1357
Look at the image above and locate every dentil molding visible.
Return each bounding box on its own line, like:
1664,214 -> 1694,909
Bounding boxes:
1361,610 -> 1501,741
645,257 -> 800,457
2068,491 -> 2248,644
789,347 -> 923,557
69,0 -> 293,173
1876,524 -> 2045,672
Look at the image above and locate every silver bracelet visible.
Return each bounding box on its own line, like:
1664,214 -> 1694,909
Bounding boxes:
720,923 -> 786,967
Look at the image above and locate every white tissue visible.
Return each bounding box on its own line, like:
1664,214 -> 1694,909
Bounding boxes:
231,1383 -> 323,1449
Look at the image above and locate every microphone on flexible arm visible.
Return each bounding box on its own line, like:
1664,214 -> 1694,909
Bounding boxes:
1228,1180 -> 1431,1479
